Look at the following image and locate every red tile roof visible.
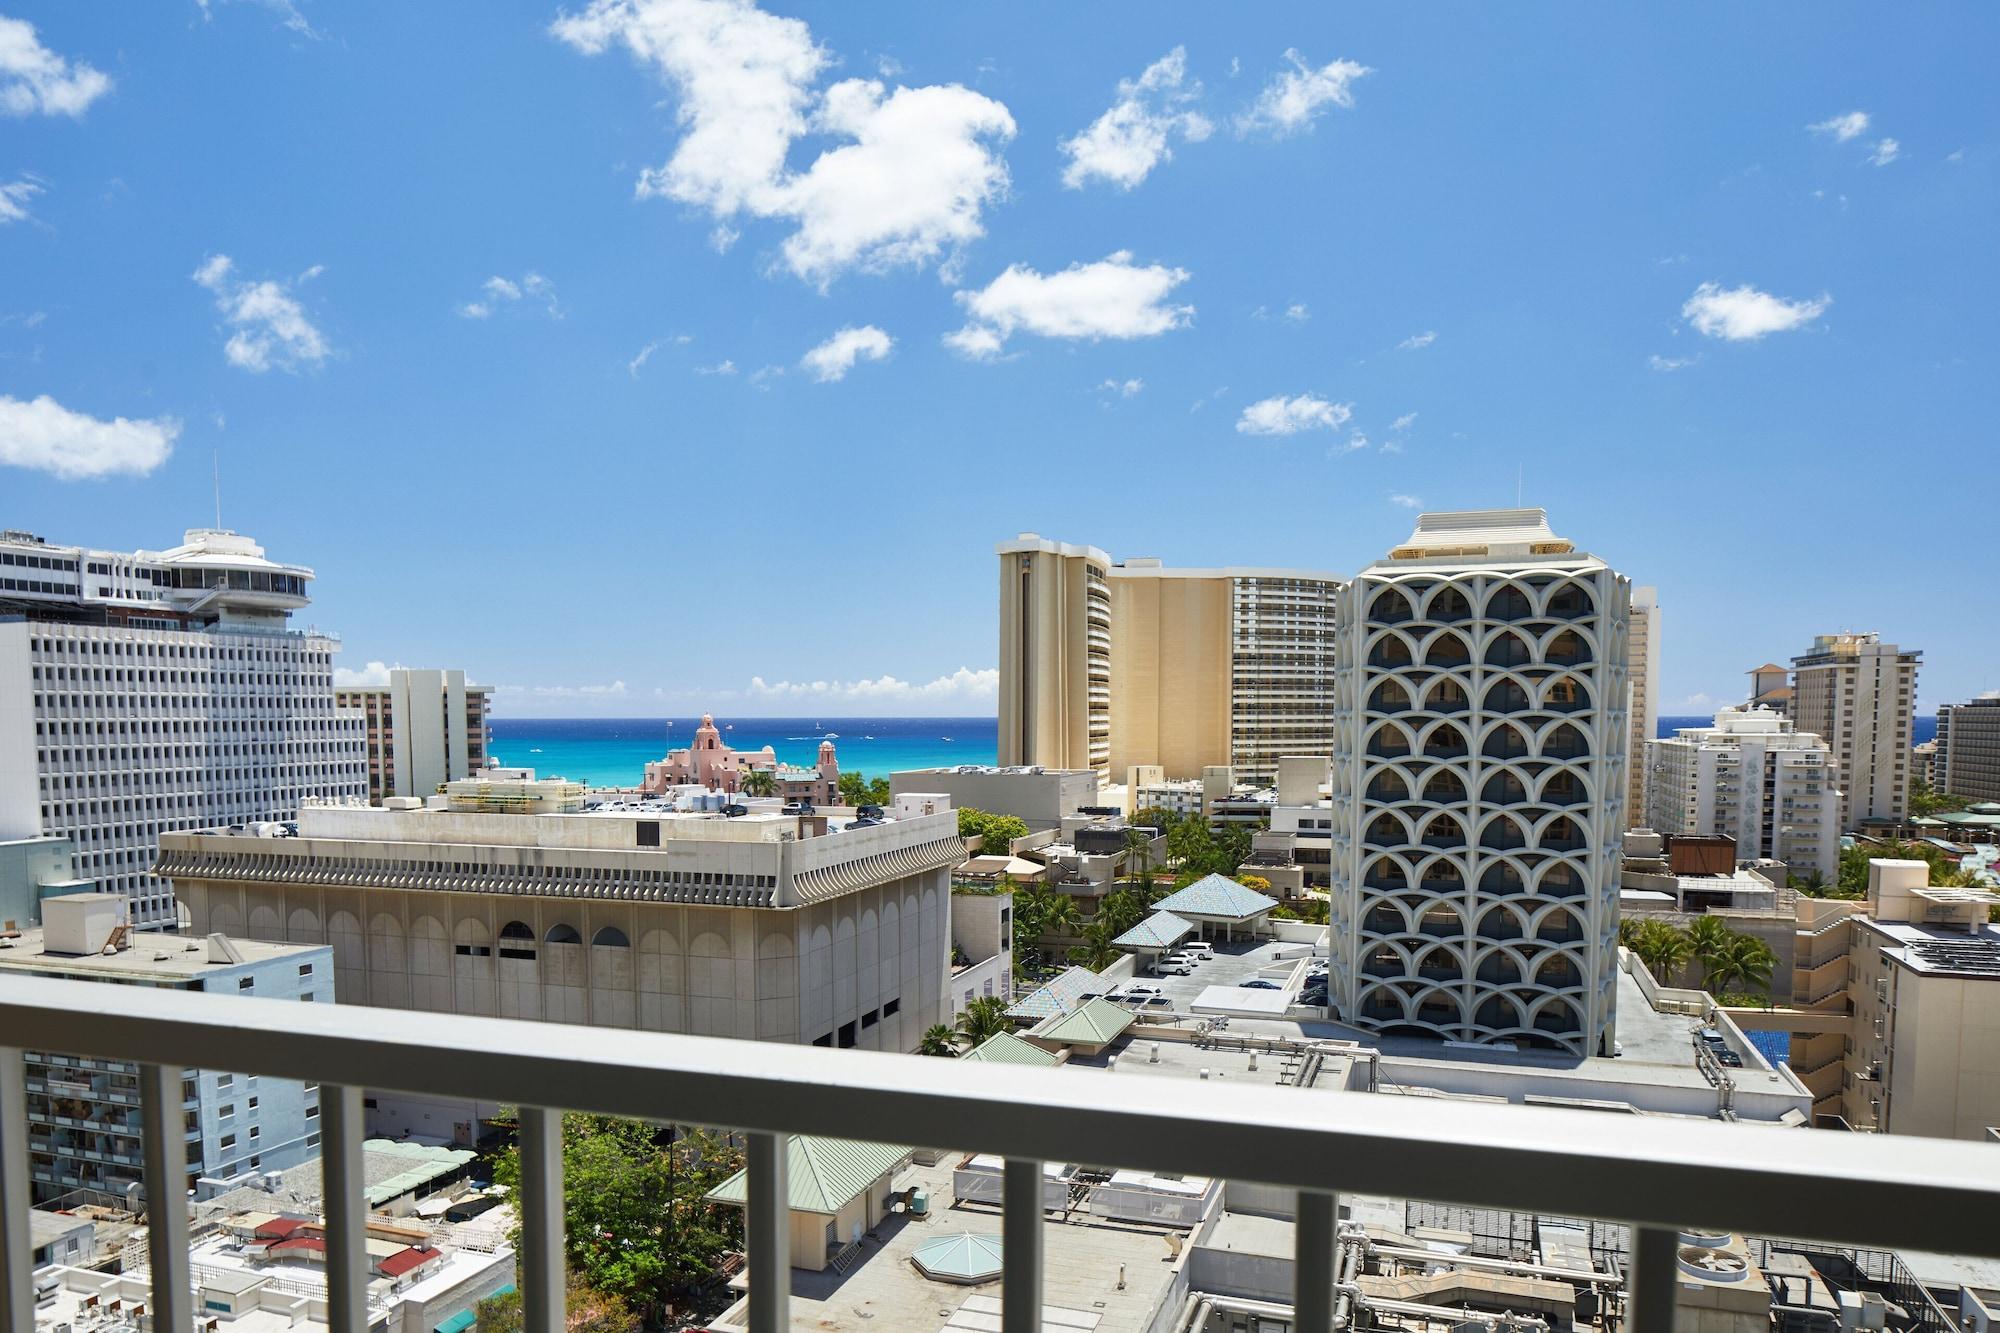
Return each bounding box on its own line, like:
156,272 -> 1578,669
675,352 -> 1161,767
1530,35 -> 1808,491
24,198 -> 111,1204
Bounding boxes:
376,1246 -> 442,1278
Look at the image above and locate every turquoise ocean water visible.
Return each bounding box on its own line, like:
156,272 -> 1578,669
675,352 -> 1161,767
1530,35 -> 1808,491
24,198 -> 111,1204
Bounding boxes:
487,716 -> 999,789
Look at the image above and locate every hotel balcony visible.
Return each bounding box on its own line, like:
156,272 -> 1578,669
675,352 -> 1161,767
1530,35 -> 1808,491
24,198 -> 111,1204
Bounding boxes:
3,974 -> 1998,1333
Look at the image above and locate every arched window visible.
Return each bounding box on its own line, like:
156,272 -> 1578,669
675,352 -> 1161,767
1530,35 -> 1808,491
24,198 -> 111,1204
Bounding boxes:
591,926 -> 630,948
545,924 -> 582,944
498,920 -> 536,960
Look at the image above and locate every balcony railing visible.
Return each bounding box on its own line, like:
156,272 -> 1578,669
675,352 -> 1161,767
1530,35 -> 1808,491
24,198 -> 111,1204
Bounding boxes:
3,974 -> 1999,1333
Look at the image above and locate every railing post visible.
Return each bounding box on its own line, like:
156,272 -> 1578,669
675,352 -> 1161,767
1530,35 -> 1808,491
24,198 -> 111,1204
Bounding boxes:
140,1062 -> 193,1333
1,1048 -> 33,1333
1003,1158 -> 1044,1333
1626,1225 -> 1678,1333
321,1085 -> 368,1333
747,1132 -> 791,1333
1295,1189 -> 1337,1333
519,1107 -> 565,1333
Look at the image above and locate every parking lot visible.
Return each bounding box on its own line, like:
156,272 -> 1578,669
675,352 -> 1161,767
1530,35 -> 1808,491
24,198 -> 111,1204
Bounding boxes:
1112,936 -> 1320,1014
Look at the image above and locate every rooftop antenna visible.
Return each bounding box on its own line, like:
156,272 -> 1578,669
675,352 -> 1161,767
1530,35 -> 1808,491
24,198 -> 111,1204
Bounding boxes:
213,450 -> 222,529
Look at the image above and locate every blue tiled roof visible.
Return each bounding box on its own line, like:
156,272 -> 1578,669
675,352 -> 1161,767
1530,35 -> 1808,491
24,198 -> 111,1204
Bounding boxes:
1111,911 -> 1194,950
1152,874 -> 1279,921
1004,965 -> 1109,1021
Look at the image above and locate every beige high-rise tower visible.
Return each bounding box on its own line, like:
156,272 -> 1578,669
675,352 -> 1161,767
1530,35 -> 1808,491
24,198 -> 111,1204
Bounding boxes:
1787,633 -> 1920,829
996,535 -> 1341,784
1624,586 -> 1660,824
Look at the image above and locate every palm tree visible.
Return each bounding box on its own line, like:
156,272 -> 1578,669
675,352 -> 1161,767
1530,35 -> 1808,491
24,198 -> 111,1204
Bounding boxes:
1684,915 -> 1735,988
739,769 -> 778,798
1068,921 -> 1124,972
956,996 -> 1013,1048
1041,893 -> 1082,939
916,1025 -> 959,1057
1097,889 -> 1146,938
1122,827 -> 1155,881
1629,919 -> 1693,986
1705,934 -> 1778,996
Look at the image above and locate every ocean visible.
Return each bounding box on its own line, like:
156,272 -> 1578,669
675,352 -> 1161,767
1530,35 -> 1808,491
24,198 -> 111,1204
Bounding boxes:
487,716 -> 999,789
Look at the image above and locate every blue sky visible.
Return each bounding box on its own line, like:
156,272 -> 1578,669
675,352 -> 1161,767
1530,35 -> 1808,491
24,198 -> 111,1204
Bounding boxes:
3,3 -> 1995,718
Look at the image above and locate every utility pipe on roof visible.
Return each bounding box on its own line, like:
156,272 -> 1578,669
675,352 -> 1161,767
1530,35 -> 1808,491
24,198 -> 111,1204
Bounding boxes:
1355,1237 -> 1615,1287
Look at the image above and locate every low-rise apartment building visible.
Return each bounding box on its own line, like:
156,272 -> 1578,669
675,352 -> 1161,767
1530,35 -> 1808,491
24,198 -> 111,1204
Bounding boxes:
0,893 -> 329,1205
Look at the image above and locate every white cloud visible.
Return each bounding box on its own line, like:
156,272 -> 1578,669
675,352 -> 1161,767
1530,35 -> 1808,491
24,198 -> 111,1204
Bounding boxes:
745,665 -> 998,708
627,339 -> 662,376
0,175 -> 41,224
1808,110 -> 1869,142
801,324 -> 892,382
197,0 -> 323,38
459,271 -> 559,319
0,393 -> 179,480
946,250 -> 1193,358
1378,439 -> 1403,454
749,364 -> 784,388
0,15 -> 111,117
495,679 -> 630,700
1059,46 -> 1212,191
696,359 -> 737,375
1096,377 -> 1144,398
552,0 -> 1015,286
1283,302 -> 1309,323
332,660 -> 399,687
1235,48 -> 1369,137
1397,330 -> 1436,350
1681,282 -> 1829,341
192,254 -> 331,372
1648,353 -> 1697,372
1390,412 -> 1417,431
1235,393 -> 1352,436
1869,137 -> 1900,167
1946,148 -> 1965,164
1388,493 -> 1423,509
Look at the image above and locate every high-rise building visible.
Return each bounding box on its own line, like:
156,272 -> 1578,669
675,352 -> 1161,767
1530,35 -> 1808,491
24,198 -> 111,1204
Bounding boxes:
1786,633 -> 1920,829
335,667 -> 491,803
0,528 -> 365,928
1643,706 -> 1839,881
996,535 -> 1341,785
1624,586 -> 1659,822
1936,694 -> 2000,802
1326,509 -> 1629,1057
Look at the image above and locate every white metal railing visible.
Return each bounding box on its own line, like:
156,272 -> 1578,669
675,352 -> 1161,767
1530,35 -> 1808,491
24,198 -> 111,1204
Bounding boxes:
3,975 -> 1999,1333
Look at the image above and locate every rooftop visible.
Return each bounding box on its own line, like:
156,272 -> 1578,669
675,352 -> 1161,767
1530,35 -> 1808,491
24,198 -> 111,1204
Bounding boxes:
1151,875 -> 1279,922
1111,912 -> 1194,950
959,1032 -> 1061,1067
710,1136 -> 910,1215
0,928 -> 324,981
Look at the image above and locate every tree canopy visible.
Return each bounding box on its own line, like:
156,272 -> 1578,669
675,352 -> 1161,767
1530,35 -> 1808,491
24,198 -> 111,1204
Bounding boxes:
837,771 -> 892,807
958,807 -> 1031,855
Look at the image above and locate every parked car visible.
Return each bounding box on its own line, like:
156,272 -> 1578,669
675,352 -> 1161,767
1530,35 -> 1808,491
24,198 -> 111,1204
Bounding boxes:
1237,978 -> 1282,990
1179,942 -> 1215,960
1163,952 -> 1204,968
1122,984 -> 1165,998
1154,959 -> 1194,976
1300,986 -> 1328,1006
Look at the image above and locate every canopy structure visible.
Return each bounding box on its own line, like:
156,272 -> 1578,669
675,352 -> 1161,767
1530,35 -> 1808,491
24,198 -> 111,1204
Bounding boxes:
960,1031 -> 1061,1067
1111,911 -> 1193,951
911,1232 -> 1004,1284
1005,965 -> 1109,1021
1151,874 -> 1279,939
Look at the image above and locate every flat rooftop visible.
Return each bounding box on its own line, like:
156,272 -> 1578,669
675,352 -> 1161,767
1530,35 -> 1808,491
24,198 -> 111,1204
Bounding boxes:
0,929 -> 324,981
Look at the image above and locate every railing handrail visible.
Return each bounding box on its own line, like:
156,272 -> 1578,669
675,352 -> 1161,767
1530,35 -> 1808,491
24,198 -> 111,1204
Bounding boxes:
2,974 -> 1997,1261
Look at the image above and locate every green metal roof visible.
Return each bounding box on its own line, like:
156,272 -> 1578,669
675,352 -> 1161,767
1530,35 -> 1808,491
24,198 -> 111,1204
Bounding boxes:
1028,996 -> 1134,1046
358,1139 -> 477,1208
1153,874 -> 1279,921
960,1031 -> 1061,1067
707,1136 -> 908,1215
1112,911 -> 1193,950
1004,965 -> 1108,1021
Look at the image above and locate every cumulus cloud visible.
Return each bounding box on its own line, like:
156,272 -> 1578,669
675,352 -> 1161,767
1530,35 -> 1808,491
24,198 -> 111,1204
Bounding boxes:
946,250 -> 1193,358
0,175 -> 41,224
801,324 -> 892,381
1096,377 -> 1144,398
333,660 -> 398,687
0,394 -> 179,480
1235,48 -> 1369,137
1388,493 -> 1424,509
1283,302 -> 1309,323
745,666 -> 998,708
1059,46 -> 1212,190
1808,110 -> 1870,142
192,254 -> 331,372
1397,330 -> 1436,350
0,15 -> 111,117
459,271 -> 560,319
1681,282 -> 1829,341
1235,393 -> 1352,436
494,679 -> 630,700
1869,137 -> 1900,166
552,0 -> 1015,287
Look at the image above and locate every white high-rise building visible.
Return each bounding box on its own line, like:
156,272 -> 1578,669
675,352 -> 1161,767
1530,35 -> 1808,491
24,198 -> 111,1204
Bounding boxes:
1327,509 -> 1629,1057
1787,632 -> 1920,830
1643,706 -> 1839,881
0,528 -> 365,928
1625,586 -> 1660,823
335,667 -> 492,803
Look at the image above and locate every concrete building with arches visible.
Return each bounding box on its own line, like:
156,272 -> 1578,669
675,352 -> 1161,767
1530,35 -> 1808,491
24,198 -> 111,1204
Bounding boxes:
157,796 -> 963,1136
1326,509 -> 1630,1058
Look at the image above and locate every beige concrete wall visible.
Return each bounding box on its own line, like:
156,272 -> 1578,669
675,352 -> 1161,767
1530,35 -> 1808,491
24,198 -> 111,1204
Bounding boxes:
1885,968 -> 2000,1140
1108,575 -> 1231,780
998,547 -> 1109,771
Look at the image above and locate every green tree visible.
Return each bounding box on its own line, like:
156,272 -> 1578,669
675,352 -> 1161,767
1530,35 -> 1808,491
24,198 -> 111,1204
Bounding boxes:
1704,932 -> 1778,996
1213,825 -> 1252,876
1625,918 -> 1694,985
956,995 -> 1013,1047
1040,892 -> 1082,938
1909,776 -> 1971,818
1166,816 -> 1214,870
1068,920 -> 1124,972
1235,874 -> 1271,896
916,1024 -> 959,1057
1122,827 -> 1156,880
1683,915 -> 1735,987
1096,888 -> 1146,938
958,807 -> 1031,855
1836,839 -> 1980,897
837,772 -> 893,808
739,769 -> 777,798
489,1116 -> 743,1321
1130,807 -> 1180,835
474,1278 -> 639,1333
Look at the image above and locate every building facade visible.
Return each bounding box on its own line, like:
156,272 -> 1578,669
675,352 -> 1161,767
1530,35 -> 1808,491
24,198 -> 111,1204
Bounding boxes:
2,893 -> 329,1205
160,786 -> 962,1053
1624,586 -> 1659,823
889,765 -> 1098,831
640,714 -> 839,806
1326,509 -> 1629,1057
1786,632 -> 1920,829
1936,694 -> 2000,802
1643,706 -> 1839,881
996,535 -> 1340,785
335,668 -> 491,803
0,528 -> 366,928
